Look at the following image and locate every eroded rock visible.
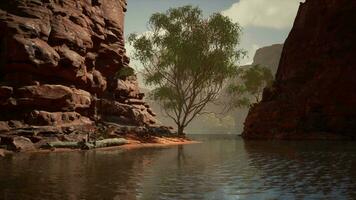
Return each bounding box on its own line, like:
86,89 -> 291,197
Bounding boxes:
2,136 -> 35,152
0,0 -> 168,150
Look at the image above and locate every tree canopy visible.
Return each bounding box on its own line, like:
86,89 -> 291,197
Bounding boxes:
128,6 -> 245,135
227,64 -> 274,108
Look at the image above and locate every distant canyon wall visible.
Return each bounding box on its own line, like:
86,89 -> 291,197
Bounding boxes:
252,44 -> 283,76
243,0 -> 356,139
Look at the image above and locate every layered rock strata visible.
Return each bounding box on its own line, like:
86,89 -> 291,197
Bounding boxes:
0,0 -> 168,151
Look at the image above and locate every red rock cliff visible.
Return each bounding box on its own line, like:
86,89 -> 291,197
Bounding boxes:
0,0 -> 166,146
242,0 -> 356,139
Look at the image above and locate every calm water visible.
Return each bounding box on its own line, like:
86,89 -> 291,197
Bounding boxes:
1,135 -> 356,200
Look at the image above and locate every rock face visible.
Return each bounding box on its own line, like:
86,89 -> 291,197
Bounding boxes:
252,44 -> 283,76
0,0 -> 165,150
243,0 -> 356,139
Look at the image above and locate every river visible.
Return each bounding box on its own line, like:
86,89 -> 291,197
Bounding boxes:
1,134 -> 356,200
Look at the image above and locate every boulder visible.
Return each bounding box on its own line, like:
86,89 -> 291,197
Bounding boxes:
0,122 -> 10,132
26,111 -> 93,126
2,136 -> 35,152
16,85 -> 91,111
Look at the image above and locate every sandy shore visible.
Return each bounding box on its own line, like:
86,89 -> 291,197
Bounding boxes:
106,136 -> 200,151
0,135 -> 200,157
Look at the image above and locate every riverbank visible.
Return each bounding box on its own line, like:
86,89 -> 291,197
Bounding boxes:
0,135 -> 199,157
98,135 -> 199,152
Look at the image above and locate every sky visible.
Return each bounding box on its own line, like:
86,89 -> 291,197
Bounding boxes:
124,0 -> 304,69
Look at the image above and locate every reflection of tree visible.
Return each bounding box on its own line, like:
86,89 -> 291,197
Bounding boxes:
2,139 -> 355,200
140,136 -> 249,199
176,145 -> 186,169
187,113 -> 236,134
243,141 -> 356,199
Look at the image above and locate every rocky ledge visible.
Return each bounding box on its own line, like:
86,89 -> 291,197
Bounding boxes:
0,0 -> 172,152
242,0 -> 356,140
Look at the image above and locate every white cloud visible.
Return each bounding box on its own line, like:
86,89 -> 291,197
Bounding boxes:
242,44 -> 260,65
222,0 -> 304,29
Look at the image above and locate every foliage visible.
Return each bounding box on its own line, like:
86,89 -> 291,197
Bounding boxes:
188,113 -> 236,134
116,67 -> 135,79
128,6 -> 245,135
227,64 -> 274,107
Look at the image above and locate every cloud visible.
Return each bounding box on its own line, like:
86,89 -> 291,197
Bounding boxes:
222,0 -> 304,29
242,44 -> 260,65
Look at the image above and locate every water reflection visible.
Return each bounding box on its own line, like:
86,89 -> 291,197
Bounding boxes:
0,135 -> 356,200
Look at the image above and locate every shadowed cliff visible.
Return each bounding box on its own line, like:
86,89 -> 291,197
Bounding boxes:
243,0 -> 356,139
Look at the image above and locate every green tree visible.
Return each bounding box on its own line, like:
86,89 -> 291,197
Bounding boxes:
227,65 -> 274,107
128,6 -> 245,136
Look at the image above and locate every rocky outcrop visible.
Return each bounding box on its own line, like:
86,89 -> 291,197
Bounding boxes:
243,0 -> 356,139
0,0 -> 168,150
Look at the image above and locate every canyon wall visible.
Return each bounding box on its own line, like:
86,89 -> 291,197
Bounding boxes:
243,0 -> 356,139
0,0 -> 165,149
252,44 -> 283,76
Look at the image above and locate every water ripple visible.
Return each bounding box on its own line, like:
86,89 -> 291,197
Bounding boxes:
1,135 -> 356,200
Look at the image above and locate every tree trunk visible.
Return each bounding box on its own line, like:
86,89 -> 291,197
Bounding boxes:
177,125 -> 185,137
